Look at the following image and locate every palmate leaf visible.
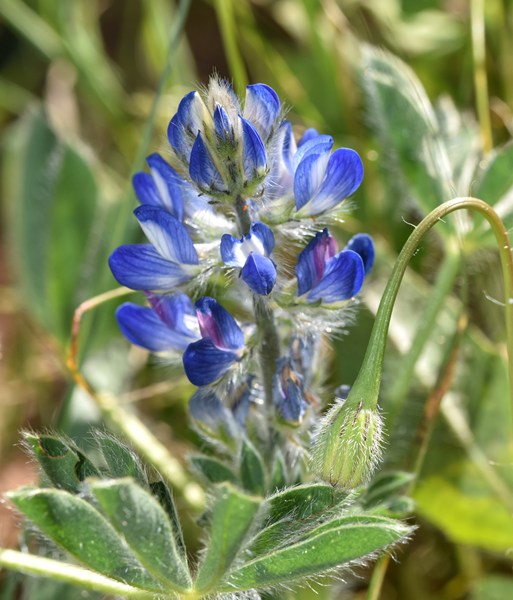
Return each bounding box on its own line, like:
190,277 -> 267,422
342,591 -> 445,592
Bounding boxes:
240,438 -> 266,495
221,514 -> 412,591
90,478 -> 192,591
23,433 -> 100,492
194,483 -> 260,594
190,454 -> 237,485
7,487 -> 164,592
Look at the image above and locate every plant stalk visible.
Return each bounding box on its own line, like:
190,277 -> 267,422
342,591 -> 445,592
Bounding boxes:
355,198 -> 513,423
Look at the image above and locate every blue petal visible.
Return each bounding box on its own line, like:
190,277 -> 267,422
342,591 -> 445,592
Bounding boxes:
132,173 -> 161,207
345,233 -> 375,275
292,134 -> 333,173
167,91 -> 205,160
134,205 -> 198,265
146,293 -> 198,339
220,234 -> 244,267
213,104 -> 234,143
145,153 -> 184,221
195,297 -> 244,350
189,132 -> 226,192
244,83 -> 280,141
116,303 -> 193,352
298,128 -> 320,147
241,254 -> 276,295
307,250 -> 365,303
299,148 -> 364,216
295,229 -> 337,296
240,116 -> 267,181
273,359 -> 307,424
249,222 -> 275,255
183,338 -> 238,386
109,244 -> 193,290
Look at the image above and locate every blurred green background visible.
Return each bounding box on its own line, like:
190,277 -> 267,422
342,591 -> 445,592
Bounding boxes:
1,0 -> 513,598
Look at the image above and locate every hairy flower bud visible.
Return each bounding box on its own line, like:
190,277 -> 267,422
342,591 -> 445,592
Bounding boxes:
312,397 -> 383,490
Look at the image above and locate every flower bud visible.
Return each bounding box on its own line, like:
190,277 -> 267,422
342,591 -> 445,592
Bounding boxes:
312,397 -> 383,490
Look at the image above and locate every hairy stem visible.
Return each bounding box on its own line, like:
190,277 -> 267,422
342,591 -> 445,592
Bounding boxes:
235,196 -> 280,411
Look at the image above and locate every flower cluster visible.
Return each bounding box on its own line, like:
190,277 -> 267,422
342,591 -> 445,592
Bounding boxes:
110,77 -> 374,463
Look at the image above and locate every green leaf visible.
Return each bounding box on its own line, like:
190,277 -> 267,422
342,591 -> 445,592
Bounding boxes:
361,45 -> 453,216
240,438 -> 265,495
24,433 -> 100,492
266,483 -> 340,522
270,450 -> 287,491
3,107 -> 99,342
413,476 -> 513,552
7,487 -> 162,592
364,471 -> 415,508
94,432 -> 148,485
149,480 -> 186,557
90,478 -> 191,592
222,514 -> 411,590
194,483 -> 260,594
190,455 -> 237,485
472,575 -> 513,600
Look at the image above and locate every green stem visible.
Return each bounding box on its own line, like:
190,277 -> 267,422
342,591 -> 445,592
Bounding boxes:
366,554 -> 390,600
213,0 -> 248,94
471,0 -> 493,153
235,196 -> 280,411
0,549 -> 157,599
386,244 -> 462,430
354,198 -> 513,422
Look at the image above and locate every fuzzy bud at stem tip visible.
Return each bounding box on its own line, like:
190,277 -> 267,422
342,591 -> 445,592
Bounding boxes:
312,397 -> 383,490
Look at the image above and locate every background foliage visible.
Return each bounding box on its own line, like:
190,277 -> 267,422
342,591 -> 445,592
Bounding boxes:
1,0 -> 512,598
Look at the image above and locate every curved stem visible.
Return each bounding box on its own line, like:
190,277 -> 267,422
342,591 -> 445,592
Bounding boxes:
366,554 -> 390,600
355,198 -> 513,422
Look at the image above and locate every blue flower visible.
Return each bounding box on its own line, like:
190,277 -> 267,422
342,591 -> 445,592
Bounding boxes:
295,229 -> 374,303
183,297 -> 244,386
116,293 -> 244,386
109,205 -> 199,291
115,293 -> 199,352
220,221 -> 276,295
273,358 -> 309,425
166,79 -> 281,196
292,133 -> 364,217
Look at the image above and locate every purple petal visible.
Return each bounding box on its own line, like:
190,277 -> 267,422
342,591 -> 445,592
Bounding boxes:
183,338 -> 239,386
109,244 -> 193,290
146,293 -> 199,339
345,233 -> 375,275
116,303 -> 193,352
244,83 -> 280,141
134,205 -> 198,265
295,229 -> 338,296
240,116 -> 267,180
273,358 -> 307,424
307,250 -> 365,303
195,297 -> 244,351
189,132 -> 226,192
241,254 -> 276,295
189,388 -> 236,433
299,148 -> 364,216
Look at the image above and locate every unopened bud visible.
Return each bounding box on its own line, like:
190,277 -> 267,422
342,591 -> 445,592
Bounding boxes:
312,397 -> 383,490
